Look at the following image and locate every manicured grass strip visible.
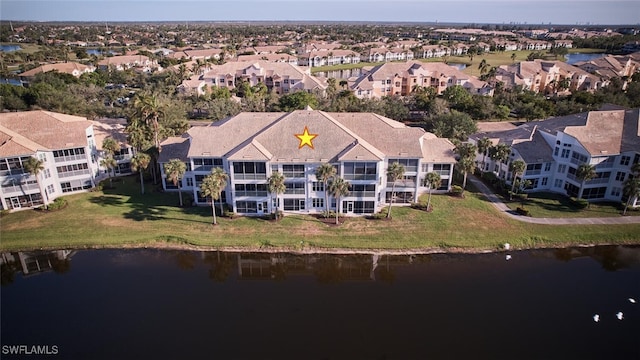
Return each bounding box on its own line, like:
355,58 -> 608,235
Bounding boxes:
1,175 -> 639,252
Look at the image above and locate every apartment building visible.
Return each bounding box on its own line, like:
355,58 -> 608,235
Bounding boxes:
158,110 -> 456,216
469,109 -> 640,206
351,61 -> 493,99
0,111 -> 98,211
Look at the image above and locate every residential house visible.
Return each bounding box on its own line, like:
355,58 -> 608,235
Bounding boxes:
574,55 -> 639,87
420,45 -> 450,59
0,111 -> 99,211
469,108 -> 640,206
238,53 -> 299,65
192,60 -> 326,95
351,61 -> 493,99
18,62 -> 95,84
97,55 -> 160,73
158,110 -> 456,216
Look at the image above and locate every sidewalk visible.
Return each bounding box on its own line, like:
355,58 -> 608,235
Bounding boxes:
467,175 -> 640,225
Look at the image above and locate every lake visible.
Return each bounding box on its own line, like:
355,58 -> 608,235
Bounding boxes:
0,45 -> 21,52
565,53 -> 606,65
2,246 -> 639,359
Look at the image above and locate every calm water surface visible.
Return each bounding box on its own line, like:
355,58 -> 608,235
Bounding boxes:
2,246 -> 639,359
565,53 -> 606,64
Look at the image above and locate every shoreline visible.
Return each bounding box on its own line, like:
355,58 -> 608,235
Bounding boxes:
4,239 -> 639,256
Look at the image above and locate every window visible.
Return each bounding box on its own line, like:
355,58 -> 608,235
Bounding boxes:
56,163 -> 90,178
561,149 -> 570,158
46,184 -> 55,194
615,172 -> 626,182
343,162 -> 377,181
554,179 -> 563,188
193,158 -> 222,171
352,184 -> 376,197
53,148 -> 86,162
312,181 -> 324,192
353,201 -> 375,214
620,156 -> 631,166
541,177 -> 548,186
285,182 -> 305,194
236,201 -> 258,213
611,187 -> 621,197
571,151 -> 588,165
387,159 -> 418,172
544,163 -> 552,172
284,198 -> 305,211
282,164 -> 305,178
554,147 -> 559,156
558,164 -> 567,173
525,163 -> 542,175
235,183 -> 268,197
582,187 -> 607,199
186,178 -> 194,187
233,162 -> 266,180
312,198 -> 324,208
44,168 -> 51,179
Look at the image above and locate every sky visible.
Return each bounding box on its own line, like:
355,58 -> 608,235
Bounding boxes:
1,0 -> 638,25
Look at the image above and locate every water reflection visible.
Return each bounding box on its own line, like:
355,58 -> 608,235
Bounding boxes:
3,246 -> 638,286
1,250 -> 75,285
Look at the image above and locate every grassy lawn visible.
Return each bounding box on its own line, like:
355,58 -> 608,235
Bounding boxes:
1,175 -> 639,253
501,191 -> 633,218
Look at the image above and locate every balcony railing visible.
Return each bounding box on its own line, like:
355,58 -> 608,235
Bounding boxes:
0,169 -> 27,177
58,169 -> 91,178
233,173 -> 267,180
1,183 -> 40,193
525,170 -> 542,176
586,178 -> 610,185
54,154 -> 86,163
351,191 -> 376,198
235,190 -> 268,197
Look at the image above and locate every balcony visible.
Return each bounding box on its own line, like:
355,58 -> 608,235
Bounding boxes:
235,190 -> 268,197
58,168 -> 91,178
233,173 -> 267,180
54,154 -> 86,163
351,191 -> 376,198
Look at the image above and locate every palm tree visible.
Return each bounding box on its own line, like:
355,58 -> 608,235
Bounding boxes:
200,168 -> 229,225
23,156 -> 46,209
386,162 -> 405,219
210,167 -> 229,222
576,164 -> 597,200
133,94 -> 165,151
130,152 -> 151,194
268,171 -> 286,220
508,160 -> 526,200
478,59 -> 490,75
476,137 -> 492,172
423,172 -> 442,212
454,142 -> 477,195
623,164 -> 640,215
328,176 -> 350,225
163,159 -> 187,207
101,137 -> 121,185
315,163 -> 336,215
488,143 -> 511,175
100,157 -> 117,188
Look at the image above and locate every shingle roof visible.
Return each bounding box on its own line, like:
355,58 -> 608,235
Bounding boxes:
19,62 -> 93,78
157,135 -> 190,163
161,110 -> 454,164
0,111 -> 92,156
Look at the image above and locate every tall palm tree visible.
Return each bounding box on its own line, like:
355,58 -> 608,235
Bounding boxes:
209,167 -> 229,222
386,162 -> 405,219
23,156 -> 46,209
133,94 -> 165,151
101,137 -> 121,187
508,159 -> 526,200
100,157 -> 117,188
268,171 -> 286,220
423,172 -> 442,212
478,59 -> 490,75
476,137 -> 492,172
328,176 -> 350,225
489,143 -> 511,172
576,164 -> 597,200
163,159 -> 187,207
454,142 -> 477,195
623,164 -> 640,215
130,152 -> 151,194
200,168 -> 229,225
315,163 -> 336,215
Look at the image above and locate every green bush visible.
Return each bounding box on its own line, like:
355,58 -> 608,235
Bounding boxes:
48,198 -> 68,211
516,207 -> 530,216
410,202 -> 430,211
223,210 -> 235,219
572,198 -> 589,209
450,185 -> 464,196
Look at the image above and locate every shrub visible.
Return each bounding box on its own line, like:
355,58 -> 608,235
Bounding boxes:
450,185 -> 464,196
410,202 -> 430,211
321,210 -> 336,219
516,207 -> 530,216
572,198 -> 589,209
48,198 -> 68,211
223,210 -> 235,219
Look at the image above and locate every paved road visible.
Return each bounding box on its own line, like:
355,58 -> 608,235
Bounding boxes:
467,175 -> 640,225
